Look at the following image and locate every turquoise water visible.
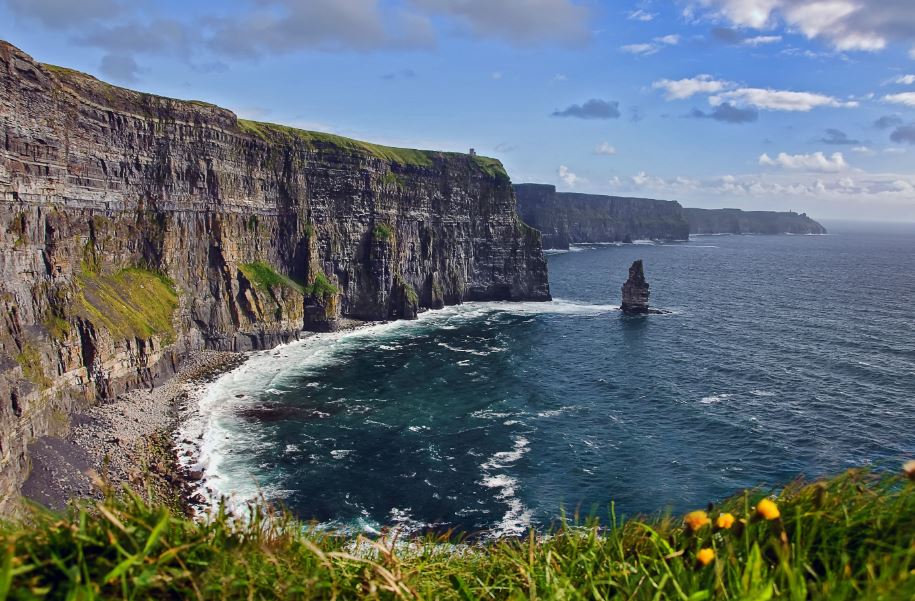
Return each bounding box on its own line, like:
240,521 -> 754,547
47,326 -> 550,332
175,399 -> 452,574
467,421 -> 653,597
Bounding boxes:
180,227 -> 915,536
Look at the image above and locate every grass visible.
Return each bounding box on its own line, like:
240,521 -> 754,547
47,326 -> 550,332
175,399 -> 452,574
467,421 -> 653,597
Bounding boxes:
14,343 -> 52,390
238,262 -> 305,295
305,272 -> 338,303
237,119 -> 436,168
75,267 -> 179,343
1,468 -> 913,599
373,223 -> 394,242
236,119 -> 506,177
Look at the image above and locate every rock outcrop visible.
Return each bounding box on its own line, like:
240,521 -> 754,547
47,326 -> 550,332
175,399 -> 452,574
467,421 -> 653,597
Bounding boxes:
514,184 -> 690,249
684,208 -> 827,235
620,260 -> 650,315
0,40 -> 550,512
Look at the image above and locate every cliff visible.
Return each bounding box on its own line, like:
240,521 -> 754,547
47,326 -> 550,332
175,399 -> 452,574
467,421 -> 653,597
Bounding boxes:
514,184 -> 827,248
0,41 -> 550,512
684,208 -> 827,235
513,184 -> 690,249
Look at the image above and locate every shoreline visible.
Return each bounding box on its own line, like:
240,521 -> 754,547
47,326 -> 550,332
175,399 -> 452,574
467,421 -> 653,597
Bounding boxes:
21,319 -> 378,515
22,350 -> 247,514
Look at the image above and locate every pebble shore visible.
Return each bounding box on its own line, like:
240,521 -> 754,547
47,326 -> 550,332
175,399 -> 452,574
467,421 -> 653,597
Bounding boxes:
23,351 -> 245,512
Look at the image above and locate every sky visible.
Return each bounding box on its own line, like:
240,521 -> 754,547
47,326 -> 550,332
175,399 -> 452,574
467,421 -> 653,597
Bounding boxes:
2,1 -> 915,221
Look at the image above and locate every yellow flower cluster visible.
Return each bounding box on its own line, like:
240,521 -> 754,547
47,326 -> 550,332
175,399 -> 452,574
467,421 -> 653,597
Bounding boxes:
684,510 -> 710,532
684,500 -> 782,568
715,512 -> 735,529
756,498 -> 781,520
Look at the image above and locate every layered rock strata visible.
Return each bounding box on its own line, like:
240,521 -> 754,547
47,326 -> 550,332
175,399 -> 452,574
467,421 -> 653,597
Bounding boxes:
0,41 -> 550,512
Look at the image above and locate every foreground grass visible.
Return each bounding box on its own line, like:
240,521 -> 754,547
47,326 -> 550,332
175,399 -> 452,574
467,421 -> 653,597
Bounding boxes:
2,469 -> 914,599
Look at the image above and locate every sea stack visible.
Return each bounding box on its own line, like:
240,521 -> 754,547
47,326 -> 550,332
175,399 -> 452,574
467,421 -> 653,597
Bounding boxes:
621,260 -> 651,314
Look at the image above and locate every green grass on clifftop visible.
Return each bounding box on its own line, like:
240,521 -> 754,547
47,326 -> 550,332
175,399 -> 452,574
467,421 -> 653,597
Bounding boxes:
75,268 -> 178,342
237,119 -> 507,177
2,468 -> 914,599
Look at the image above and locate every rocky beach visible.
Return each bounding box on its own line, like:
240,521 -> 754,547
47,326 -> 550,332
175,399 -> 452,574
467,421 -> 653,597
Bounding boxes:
21,351 -> 244,513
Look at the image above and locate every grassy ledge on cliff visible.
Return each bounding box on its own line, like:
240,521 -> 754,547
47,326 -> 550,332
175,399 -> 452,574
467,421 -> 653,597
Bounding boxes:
1,468 -> 913,599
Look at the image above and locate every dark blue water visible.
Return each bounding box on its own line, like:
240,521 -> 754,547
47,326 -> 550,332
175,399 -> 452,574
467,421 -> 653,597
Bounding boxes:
181,228 -> 915,535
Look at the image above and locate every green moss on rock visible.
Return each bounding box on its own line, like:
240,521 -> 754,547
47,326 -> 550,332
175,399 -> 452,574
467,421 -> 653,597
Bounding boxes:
373,223 -> 394,242
305,272 -> 338,303
15,342 -> 52,390
76,268 -> 179,342
238,262 -> 304,294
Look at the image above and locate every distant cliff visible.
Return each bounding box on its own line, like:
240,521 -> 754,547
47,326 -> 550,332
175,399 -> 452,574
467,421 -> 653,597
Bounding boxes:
0,41 -> 550,511
684,208 -> 827,235
514,184 -> 689,249
514,184 -> 826,248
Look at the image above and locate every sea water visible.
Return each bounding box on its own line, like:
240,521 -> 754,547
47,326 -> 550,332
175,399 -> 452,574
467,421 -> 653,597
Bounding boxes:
178,224 -> 915,536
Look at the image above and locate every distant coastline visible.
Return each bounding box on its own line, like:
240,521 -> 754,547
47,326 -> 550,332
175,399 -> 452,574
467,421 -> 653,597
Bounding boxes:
514,183 -> 827,249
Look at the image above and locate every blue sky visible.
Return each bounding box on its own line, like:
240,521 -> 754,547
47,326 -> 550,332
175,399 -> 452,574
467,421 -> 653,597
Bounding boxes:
2,0 -> 915,221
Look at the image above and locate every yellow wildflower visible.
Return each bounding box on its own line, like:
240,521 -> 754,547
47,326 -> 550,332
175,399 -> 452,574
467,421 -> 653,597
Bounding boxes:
684,510 -> 710,531
715,512 -> 736,529
756,498 -> 781,520
696,547 -> 715,566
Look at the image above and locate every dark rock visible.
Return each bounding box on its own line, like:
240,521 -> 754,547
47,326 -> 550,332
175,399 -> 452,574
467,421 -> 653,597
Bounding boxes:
621,260 -> 651,315
622,234 -> 633,244
186,469 -> 204,481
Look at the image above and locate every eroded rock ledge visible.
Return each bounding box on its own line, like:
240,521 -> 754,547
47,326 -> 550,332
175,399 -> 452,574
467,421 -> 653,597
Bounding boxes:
0,40 -> 550,512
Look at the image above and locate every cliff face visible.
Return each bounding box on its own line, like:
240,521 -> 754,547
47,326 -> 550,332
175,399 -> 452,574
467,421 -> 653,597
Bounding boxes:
0,41 -> 550,512
514,184 -> 690,249
684,208 -> 827,235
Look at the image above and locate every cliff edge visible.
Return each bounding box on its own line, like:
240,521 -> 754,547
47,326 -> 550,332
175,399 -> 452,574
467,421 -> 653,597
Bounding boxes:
0,41 -> 550,511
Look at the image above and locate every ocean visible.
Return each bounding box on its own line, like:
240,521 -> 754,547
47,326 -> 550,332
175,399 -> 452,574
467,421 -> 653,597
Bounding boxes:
178,224 -> 915,536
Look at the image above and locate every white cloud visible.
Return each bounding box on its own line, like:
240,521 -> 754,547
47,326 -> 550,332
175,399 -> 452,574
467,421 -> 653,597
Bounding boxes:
893,74 -> 915,85
621,43 -> 657,55
743,35 -> 782,46
558,165 -> 582,187
910,46 -> 915,59
711,87 -> 858,111
759,151 -> 849,172
621,33 -> 681,55
852,146 -> 874,155
694,0 -> 915,52
491,71 -> 503,80
628,9 -> 656,21
605,167 -> 915,213
884,92 -> 915,106
652,74 -> 731,99
594,141 -> 617,156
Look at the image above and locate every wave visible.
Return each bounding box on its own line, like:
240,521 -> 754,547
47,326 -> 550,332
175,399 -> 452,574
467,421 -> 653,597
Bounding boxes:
479,436 -> 532,537
700,393 -> 732,404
